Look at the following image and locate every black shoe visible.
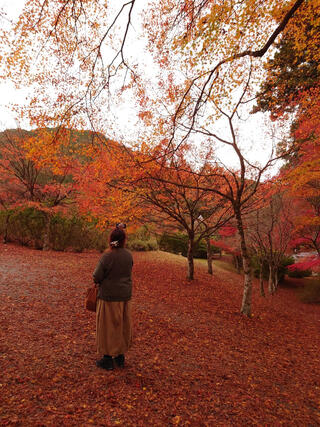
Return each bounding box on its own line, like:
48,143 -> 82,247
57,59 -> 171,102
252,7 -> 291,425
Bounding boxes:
114,354 -> 125,367
96,355 -> 114,370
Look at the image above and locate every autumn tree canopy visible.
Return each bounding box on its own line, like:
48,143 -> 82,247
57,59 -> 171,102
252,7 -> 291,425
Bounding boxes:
253,0 -> 320,268
0,1 -> 307,137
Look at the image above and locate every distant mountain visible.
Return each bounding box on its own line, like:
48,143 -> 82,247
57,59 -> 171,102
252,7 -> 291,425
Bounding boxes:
0,127 -> 123,161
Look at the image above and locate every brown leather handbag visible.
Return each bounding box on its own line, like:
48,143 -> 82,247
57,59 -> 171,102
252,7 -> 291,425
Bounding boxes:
85,285 -> 98,312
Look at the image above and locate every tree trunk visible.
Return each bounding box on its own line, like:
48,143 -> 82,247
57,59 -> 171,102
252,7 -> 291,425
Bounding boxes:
187,235 -> 195,280
234,255 -> 242,273
268,264 -> 276,294
206,237 -> 213,275
233,255 -> 238,271
268,264 -> 273,293
236,211 -> 252,316
259,260 -> 265,297
274,268 -> 279,292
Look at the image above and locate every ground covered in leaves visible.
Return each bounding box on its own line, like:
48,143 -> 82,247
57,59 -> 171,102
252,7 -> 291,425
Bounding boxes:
0,243 -> 319,426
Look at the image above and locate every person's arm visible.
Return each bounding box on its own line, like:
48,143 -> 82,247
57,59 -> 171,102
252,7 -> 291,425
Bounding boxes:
93,254 -> 110,284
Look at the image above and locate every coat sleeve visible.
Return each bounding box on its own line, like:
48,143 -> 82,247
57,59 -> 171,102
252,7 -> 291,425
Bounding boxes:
93,254 -> 110,284
93,261 -> 104,284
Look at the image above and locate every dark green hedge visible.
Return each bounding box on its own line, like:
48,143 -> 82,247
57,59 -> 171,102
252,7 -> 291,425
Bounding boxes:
48,213 -> 107,252
126,225 -> 158,251
288,268 -> 312,278
0,208 -> 107,252
0,208 -> 46,249
158,232 -> 220,259
251,254 -> 295,283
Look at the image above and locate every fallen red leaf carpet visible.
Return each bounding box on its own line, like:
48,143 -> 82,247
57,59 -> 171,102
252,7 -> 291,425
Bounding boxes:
0,244 -> 319,426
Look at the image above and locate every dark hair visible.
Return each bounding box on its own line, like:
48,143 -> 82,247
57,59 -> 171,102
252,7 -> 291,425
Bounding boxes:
116,222 -> 126,229
109,228 -> 126,249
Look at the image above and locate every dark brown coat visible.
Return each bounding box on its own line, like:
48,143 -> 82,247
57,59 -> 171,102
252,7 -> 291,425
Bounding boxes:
93,248 -> 133,301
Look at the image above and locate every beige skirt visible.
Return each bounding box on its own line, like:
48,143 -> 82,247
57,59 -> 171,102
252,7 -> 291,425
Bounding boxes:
96,299 -> 132,357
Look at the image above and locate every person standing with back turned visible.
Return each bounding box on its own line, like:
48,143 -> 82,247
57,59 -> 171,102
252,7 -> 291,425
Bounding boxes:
93,225 -> 133,370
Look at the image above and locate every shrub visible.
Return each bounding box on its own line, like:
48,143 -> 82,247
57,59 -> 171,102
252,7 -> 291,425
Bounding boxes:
251,254 -> 295,283
0,207 -> 108,252
0,210 -> 14,242
131,225 -> 153,241
159,232 -> 218,259
49,214 -> 74,251
276,255 -> 295,283
126,226 -> 158,252
193,240 -> 207,259
159,232 -> 188,255
146,239 -> 158,251
288,268 -> 312,278
89,228 -> 108,252
1,207 -> 46,248
127,239 -> 150,251
49,214 -> 107,252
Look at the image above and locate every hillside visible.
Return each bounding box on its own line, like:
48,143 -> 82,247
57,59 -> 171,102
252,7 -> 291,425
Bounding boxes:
0,127 -> 120,156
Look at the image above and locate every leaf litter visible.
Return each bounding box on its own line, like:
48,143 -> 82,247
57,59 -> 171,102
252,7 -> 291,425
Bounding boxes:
0,244 -> 319,426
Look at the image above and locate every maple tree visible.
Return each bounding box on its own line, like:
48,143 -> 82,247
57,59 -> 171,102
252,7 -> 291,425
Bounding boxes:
0,0 -> 309,166
0,126 -> 142,248
0,129 -> 35,240
76,141 -> 233,280
154,71 -> 285,315
0,128 -> 78,248
254,0 -> 320,119
129,151 -> 233,280
283,94 -> 320,261
284,143 -> 320,272
195,214 -> 227,276
137,1 -> 309,315
143,0 -> 306,149
246,189 -> 295,295
253,1 -> 320,272
213,225 -> 242,274
127,73 -> 286,314
74,141 -> 145,231
1,0 -> 139,132
0,0 -> 306,135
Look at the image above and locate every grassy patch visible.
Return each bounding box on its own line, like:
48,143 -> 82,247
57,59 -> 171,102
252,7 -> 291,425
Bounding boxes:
137,250 -> 188,266
196,257 -> 239,274
139,251 -> 239,275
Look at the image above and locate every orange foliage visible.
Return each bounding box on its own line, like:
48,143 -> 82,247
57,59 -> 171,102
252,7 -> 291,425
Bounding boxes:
0,129 -> 76,213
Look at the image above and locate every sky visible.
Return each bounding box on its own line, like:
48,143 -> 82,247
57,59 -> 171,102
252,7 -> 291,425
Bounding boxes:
0,0 -> 26,129
0,0 -> 152,132
0,0 -> 287,173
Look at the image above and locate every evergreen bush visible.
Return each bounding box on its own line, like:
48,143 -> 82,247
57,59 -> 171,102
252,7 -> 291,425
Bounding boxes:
127,239 -> 150,251
0,207 -> 107,252
49,215 -> 107,252
159,232 -> 188,255
126,225 -> 158,251
251,254 -> 295,283
159,232 -> 220,259
288,268 -> 312,278
2,207 -> 46,248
